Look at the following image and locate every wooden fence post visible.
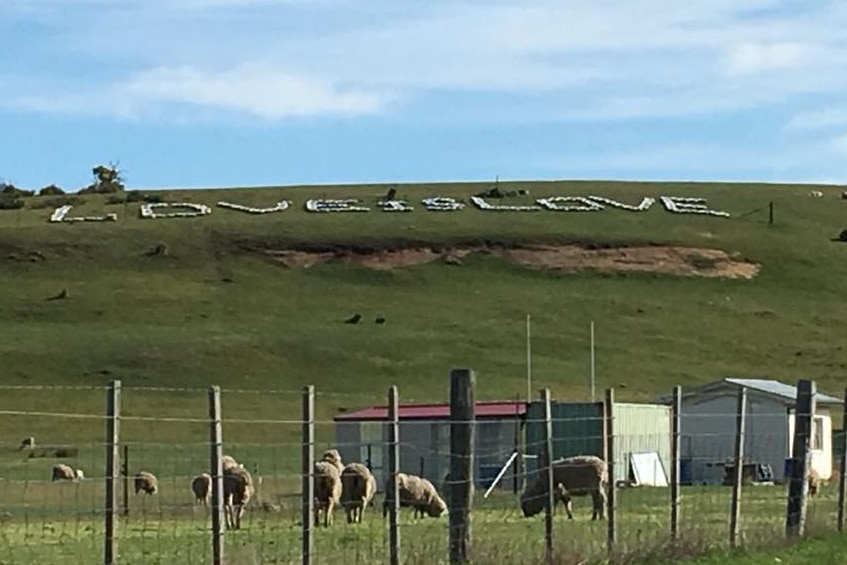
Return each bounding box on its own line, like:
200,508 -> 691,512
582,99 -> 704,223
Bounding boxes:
104,380 -> 121,565
541,388 -> 554,564
670,386 -> 681,540
838,388 -> 847,533
730,387 -> 747,549
208,386 -> 225,565
786,379 -> 816,538
605,388 -> 616,553
388,386 -> 401,565
449,369 -> 475,564
302,385 -> 315,565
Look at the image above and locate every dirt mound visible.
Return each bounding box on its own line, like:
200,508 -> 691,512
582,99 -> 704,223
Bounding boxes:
264,244 -> 759,279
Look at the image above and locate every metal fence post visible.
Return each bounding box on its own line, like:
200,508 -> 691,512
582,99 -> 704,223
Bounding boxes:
104,380 -> 121,565
302,385 -> 315,565
208,386 -> 225,565
730,387 -> 747,549
670,386 -> 681,540
388,386 -> 401,565
541,388 -> 554,564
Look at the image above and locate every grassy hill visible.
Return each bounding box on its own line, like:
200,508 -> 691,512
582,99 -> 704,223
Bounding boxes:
2,178 -> 847,564
1,179 -> 846,449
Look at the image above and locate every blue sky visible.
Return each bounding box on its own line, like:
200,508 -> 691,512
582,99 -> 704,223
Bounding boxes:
2,0 -> 847,190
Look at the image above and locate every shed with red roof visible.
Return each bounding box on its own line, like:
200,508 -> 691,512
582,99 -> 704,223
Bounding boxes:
334,400 -> 527,492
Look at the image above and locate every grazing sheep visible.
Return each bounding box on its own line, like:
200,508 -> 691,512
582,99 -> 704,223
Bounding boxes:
51,464 -> 82,482
383,472 -> 447,519
313,461 -> 342,527
520,455 -> 607,520
18,437 -> 35,450
134,471 -> 158,495
223,466 -> 254,530
192,473 -> 212,506
321,449 -> 344,473
340,463 -> 377,524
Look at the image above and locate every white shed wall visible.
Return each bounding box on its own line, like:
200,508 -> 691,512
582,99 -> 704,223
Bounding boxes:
788,409 -> 832,480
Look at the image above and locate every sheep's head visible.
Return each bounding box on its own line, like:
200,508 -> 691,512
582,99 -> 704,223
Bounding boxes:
75,469 -> 85,481
321,449 -> 342,467
427,494 -> 448,518
519,479 -> 547,517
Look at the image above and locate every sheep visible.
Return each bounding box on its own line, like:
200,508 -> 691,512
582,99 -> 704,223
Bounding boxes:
808,468 -> 821,497
51,464 -> 82,482
18,437 -> 34,450
520,455 -> 607,520
313,460 -> 342,527
221,455 -> 244,471
383,472 -> 447,519
134,471 -> 158,495
340,462 -> 377,524
320,449 -> 344,473
191,473 -> 212,506
223,465 -> 254,530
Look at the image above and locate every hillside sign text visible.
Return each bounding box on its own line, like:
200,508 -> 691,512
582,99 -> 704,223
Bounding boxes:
45,194 -> 731,223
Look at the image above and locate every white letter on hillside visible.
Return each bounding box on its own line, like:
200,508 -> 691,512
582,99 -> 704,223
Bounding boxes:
586,196 -> 655,212
140,203 -> 212,219
536,196 -> 603,212
471,196 -> 542,211
660,196 -> 730,217
217,201 -> 290,214
305,199 -> 370,212
422,197 -> 465,211
378,200 -> 414,212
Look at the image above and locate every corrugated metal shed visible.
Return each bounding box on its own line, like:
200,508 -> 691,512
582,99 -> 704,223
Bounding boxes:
655,378 -> 842,406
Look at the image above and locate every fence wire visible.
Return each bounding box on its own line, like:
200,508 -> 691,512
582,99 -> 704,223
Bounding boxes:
0,382 -> 842,565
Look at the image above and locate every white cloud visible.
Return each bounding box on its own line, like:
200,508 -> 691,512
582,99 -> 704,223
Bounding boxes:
120,64 -> 389,118
3,0 -> 847,123
724,42 -> 812,75
786,107 -> 847,131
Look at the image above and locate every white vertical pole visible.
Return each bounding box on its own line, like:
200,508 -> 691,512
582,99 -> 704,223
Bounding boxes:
526,314 -> 532,403
590,320 -> 596,402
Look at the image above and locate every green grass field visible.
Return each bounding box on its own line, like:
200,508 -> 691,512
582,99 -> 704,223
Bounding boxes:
2,179 -> 847,563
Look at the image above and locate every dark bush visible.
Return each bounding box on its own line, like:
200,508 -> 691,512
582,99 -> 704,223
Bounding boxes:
0,196 -> 24,210
38,185 -> 65,196
1,183 -> 34,197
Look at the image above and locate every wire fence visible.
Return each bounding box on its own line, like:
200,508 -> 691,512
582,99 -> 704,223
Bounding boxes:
0,376 -> 843,564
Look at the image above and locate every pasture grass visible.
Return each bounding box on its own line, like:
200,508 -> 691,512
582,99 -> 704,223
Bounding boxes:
0,474 -> 843,564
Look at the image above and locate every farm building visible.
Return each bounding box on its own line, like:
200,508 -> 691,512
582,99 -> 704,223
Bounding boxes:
656,378 -> 841,486
334,401 -> 526,493
524,400 -> 672,486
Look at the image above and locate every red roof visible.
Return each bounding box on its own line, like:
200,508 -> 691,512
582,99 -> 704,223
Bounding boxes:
334,401 -> 527,421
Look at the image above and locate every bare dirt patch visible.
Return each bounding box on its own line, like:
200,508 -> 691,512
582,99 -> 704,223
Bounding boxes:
263,244 -> 759,279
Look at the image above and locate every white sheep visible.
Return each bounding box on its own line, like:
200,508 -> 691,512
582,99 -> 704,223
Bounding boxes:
134,471 -> 158,495
520,454 -> 608,520
313,460 -> 342,527
383,472 -> 447,519
340,462 -> 377,524
223,466 -> 254,530
221,455 -> 244,471
51,464 -> 82,482
191,473 -> 212,506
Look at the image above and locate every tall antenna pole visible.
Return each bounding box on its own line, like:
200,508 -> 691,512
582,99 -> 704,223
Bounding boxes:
590,320 -> 596,402
526,314 -> 532,403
